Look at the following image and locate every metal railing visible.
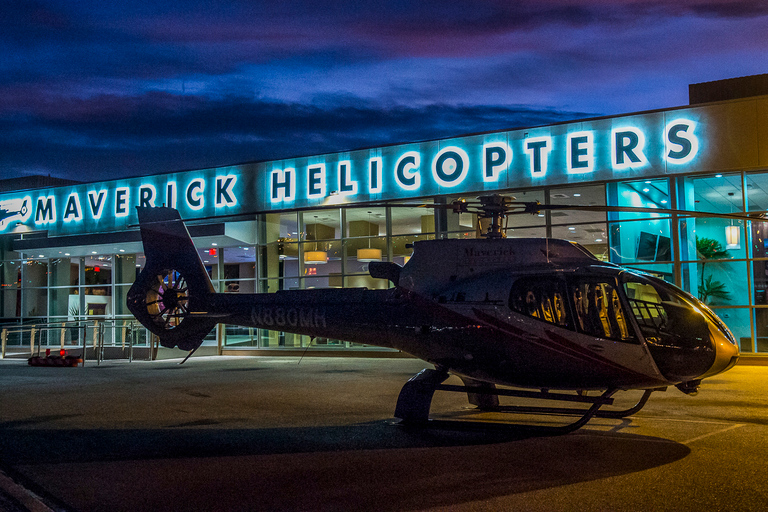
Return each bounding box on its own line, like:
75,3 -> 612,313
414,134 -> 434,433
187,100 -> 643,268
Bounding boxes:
0,319 -> 150,364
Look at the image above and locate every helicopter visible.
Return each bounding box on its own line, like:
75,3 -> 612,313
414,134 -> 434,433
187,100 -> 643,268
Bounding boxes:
0,198 -> 29,230
127,195 -> 741,432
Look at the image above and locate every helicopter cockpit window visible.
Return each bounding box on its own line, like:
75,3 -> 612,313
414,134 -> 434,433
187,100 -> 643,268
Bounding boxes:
509,277 -> 571,329
570,280 -> 635,342
623,277 -> 708,347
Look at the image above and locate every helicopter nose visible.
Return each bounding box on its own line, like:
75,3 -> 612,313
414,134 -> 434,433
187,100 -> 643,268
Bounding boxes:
699,323 -> 740,379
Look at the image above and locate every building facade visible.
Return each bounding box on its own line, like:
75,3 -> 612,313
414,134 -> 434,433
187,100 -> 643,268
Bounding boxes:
2,79 -> 768,353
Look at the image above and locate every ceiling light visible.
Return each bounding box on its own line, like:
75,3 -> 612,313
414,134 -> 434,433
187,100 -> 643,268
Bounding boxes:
357,248 -> 382,262
304,251 -> 327,264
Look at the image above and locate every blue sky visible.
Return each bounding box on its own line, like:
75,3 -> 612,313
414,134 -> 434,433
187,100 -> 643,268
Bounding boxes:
2,0 -> 767,182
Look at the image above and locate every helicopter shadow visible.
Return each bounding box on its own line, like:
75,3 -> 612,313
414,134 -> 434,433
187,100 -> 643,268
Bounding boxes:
0,420 -> 690,512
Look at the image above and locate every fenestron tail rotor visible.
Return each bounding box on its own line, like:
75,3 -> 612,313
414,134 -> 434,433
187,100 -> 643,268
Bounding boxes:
145,270 -> 190,330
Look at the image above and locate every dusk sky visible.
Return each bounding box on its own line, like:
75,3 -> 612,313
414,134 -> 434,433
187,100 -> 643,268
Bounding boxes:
2,0 -> 767,183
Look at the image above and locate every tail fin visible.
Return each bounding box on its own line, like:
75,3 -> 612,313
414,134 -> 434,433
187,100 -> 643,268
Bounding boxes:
127,207 -> 218,351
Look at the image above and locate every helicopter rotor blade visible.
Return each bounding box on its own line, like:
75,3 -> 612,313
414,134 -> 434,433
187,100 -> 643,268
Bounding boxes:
504,202 -> 768,222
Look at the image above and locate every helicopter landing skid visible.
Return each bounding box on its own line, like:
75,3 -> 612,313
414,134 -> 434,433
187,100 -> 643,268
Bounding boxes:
394,368 -> 656,434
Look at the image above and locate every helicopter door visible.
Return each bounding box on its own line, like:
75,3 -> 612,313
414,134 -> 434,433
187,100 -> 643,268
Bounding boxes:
509,276 -> 660,382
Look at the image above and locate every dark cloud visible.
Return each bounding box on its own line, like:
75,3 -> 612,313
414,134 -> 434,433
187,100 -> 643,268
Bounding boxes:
0,92 -> 591,181
0,1 -> 766,182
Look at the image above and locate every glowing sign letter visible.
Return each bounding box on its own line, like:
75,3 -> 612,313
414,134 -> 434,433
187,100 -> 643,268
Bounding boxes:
88,190 -> 107,219
139,185 -> 157,208
215,175 -> 237,207
166,182 -> 177,209
115,187 -> 130,217
567,131 -> 594,174
63,193 -> 82,222
186,179 -> 205,210
612,127 -> 647,170
525,137 -> 551,177
665,119 -> 698,165
271,168 -> 295,203
433,147 -> 469,188
395,151 -> 421,191
35,196 -> 56,225
337,161 -> 357,195
307,164 -> 326,198
483,142 -> 511,182
369,157 -> 382,193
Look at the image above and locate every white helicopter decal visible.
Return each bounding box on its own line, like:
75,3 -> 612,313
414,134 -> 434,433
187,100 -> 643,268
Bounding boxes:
127,196 -> 741,432
0,197 -> 30,230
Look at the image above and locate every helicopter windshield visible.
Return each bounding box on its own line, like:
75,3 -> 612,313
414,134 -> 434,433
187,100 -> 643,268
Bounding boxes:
622,276 -> 710,348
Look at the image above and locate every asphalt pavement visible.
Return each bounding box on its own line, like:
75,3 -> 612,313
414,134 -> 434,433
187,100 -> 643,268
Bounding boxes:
1,355 -> 767,511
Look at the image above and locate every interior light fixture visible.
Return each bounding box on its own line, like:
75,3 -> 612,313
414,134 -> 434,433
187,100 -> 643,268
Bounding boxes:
357,211 -> 382,262
304,250 -> 328,264
725,225 -> 740,250
304,216 -> 327,264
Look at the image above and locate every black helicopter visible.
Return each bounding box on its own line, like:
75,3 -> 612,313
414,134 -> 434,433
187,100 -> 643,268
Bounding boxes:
127,196 -> 740,432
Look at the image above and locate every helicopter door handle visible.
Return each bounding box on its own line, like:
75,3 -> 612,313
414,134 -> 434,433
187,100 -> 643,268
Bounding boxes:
587,344 -> 605,352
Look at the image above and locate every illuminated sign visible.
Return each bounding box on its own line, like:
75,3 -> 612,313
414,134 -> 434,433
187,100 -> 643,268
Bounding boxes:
0,110 -> 707,236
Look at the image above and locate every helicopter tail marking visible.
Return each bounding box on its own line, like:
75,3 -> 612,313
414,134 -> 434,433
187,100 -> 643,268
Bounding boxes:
127,207 -> 218,351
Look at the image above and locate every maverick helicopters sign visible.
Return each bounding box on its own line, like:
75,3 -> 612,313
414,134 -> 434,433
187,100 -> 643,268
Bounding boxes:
0,109 -> 707,236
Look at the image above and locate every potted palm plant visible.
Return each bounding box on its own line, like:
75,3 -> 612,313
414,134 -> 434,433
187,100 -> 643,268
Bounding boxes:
696,236 -> 731,304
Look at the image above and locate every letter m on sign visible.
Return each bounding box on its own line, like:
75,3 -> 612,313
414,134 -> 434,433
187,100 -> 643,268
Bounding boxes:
35,196 -> 56,225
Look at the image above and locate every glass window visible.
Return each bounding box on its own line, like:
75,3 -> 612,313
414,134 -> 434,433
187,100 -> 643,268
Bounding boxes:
23,259 -> 48,288
509,276 -> 571,329
608,179 -> 672,265
551,224 -> 608,261
1,259 -> 21,287
222,246 -> 256,293
679,173 -> 745,261
344,237 -> 387,275
1,289 -> 19,320
113,254 -> 138,284
391,204 -> 434,236
507,189 -> 547,228
504,226 -> 547,239
570,278 -> 634,342
680,260 -> 748,307
263,212 -> 298,244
